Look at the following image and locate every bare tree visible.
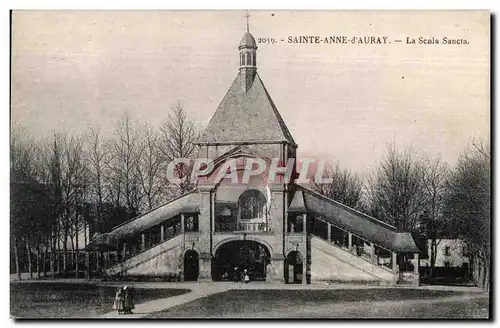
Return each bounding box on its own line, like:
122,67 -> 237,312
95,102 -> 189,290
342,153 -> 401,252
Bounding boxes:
310,162 -> 363,209
137,123 -> 166,211
38,133 -> 65,279
420,157 -> 450,282
444,139 -> 490,290
10,125 -> 37,279
158,103 -> 199,196
108,113 -> 143,218
366,143 -> 426,230
86,126 -> 109,225
57,134 -> 87,275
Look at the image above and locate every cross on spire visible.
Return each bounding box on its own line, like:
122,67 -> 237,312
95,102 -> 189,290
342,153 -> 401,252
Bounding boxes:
245,11 -> 250,32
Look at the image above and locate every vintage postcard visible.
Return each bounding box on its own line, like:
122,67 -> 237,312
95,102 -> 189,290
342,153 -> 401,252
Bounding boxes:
10,10 -> 490,319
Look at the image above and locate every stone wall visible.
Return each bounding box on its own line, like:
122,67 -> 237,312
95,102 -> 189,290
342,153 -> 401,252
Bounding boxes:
106,235 -> 184,277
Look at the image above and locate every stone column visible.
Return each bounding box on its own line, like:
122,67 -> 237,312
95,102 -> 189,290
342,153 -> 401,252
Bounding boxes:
95,252 -> 100,274
181,214 -> 185,234
392,251 -> 398,271
211,193 -> 216,233
122,243 -> 127,261
85,251 -> 90,280
198,186 -> 214,281
141,233 -> 146,251
104,251 -> 109,268
160,225 -> 165,241
348,233 -> 353,252
414,252 -> 420,286
198,253 -> 212,282
302,251 -> 307,284
302,213 -> 307,233
270,254 -> 286,283
327,224 -> 331,243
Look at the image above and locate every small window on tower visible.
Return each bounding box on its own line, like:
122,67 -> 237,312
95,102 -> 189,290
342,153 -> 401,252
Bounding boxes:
240,53 -> 244,66
246,53 -> 251,66
253,54 -> 256,66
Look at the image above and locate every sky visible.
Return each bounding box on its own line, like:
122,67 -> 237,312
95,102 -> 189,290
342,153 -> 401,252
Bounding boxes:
11,10 -> 490,174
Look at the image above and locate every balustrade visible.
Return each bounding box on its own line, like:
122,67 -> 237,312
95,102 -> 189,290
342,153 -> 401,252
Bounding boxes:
215,222 -> 269,232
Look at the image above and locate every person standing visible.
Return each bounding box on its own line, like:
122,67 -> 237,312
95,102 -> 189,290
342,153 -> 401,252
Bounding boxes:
122,286 -> 135,314
244,269 -> 250,283
112,287 -> 124,314
233,266 -> 239,282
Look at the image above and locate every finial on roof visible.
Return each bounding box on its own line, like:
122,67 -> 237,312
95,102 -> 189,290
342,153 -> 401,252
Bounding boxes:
245,10 -> 250,33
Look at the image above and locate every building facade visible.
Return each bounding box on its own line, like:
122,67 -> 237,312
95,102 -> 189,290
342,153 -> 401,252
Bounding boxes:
420,239 -> 469,268
87,30 -> 420,285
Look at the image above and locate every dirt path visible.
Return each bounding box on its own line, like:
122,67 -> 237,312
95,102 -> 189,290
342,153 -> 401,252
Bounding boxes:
98,283 -> 230,319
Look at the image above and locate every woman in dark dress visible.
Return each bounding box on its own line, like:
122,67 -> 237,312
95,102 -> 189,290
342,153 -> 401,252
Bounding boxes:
122,286 -> 135,314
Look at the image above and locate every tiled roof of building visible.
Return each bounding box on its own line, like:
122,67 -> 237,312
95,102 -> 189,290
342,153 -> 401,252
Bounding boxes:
288,189 -> 307,213
198,72 -> 296,146
239,32 -> 257,48
102,191 -> 201,241
296,186 -> 419,253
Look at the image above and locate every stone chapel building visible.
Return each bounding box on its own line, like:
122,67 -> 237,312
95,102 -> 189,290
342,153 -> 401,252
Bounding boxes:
87,29 -> 420,285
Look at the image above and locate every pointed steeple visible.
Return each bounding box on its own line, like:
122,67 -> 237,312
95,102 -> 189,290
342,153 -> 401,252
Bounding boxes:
239,11 -> 257,92
198,15 -> 296,147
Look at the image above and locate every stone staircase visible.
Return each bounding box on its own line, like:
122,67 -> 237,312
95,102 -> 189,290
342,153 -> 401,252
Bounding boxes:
310,236 -> 398,285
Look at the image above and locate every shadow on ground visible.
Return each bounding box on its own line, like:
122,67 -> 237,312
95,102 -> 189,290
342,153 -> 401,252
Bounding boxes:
147,288 -> 489,319
10,282 -> 190,319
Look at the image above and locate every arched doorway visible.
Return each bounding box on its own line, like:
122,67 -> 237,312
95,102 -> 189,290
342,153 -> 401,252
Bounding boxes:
285,251 -> 303,284
183,250 -> 199,281
212,240 -> 270,281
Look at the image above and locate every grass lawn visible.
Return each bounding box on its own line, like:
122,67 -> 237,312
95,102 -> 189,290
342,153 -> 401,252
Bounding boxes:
148,288 -> 489,319
10,282 -> 190,319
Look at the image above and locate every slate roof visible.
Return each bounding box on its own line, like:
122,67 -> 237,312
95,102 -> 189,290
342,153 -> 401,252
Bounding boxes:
293,186 -> 419,253
94,191 -> 201,242
239,32 -> 257,48
198,72 -> 296,146
288,189 -> 307,213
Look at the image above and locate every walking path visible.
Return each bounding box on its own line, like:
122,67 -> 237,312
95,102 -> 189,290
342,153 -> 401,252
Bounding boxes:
98,283 -> 230,319
94,281 -> 486,319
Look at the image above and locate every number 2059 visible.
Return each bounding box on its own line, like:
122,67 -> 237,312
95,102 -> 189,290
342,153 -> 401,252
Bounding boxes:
257,38 -> 277,44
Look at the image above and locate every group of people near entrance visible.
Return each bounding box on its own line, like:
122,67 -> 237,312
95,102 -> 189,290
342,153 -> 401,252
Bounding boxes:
231,266 -> 250,283
112,286 -> 135,315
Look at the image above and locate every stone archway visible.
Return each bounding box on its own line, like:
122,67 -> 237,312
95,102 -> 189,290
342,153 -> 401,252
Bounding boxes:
212,240 -> 271,282
183,250 -> 199,281
285,251 -> 304,284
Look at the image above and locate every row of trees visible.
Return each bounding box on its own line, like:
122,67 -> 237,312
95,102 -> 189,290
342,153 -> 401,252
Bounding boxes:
310,141 -> 490,289
11,106 -> 490,289
10,104 -> 199,279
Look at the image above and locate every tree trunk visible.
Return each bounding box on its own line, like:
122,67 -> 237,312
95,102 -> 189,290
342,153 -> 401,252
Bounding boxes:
70,237 -> 75,268
36,241 -> 41,279
84,220 -> 87,246
62,233 -> 68,276
13,236 -> 21,281
42,242 -> 47,277
50,229 -> 56,279
25,236 -> 33,279
75,215 -> 79,278
430,239 -> 437,284
56,227 -> 61,275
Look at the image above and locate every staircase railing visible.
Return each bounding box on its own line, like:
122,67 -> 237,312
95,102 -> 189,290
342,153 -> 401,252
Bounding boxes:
215,222 -> 270,233
309,217 -> 395,272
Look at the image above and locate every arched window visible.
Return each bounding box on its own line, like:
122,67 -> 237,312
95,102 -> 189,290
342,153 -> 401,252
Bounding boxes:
238,189 -> 267,220
246,52 -> 251,66
240,53 -> 244,66
253,53 -> 256,66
